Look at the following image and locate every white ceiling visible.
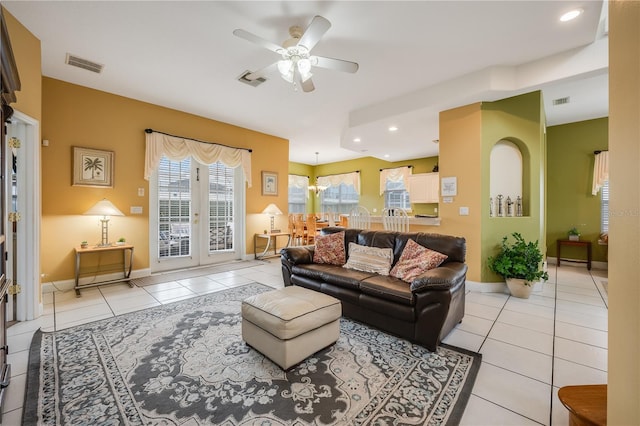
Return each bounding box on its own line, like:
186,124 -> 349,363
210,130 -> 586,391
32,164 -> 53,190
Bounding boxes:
4,1 -> 608,165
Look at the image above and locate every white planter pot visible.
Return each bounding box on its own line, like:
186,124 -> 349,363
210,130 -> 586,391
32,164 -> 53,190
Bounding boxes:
568,235 -> 580,241
506,278 -> 534,299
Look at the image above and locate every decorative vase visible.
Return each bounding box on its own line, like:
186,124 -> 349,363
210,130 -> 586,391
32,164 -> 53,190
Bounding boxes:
506,278 -> 534,299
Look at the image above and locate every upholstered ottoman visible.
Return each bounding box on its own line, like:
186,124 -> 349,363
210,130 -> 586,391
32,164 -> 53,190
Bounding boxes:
241,286 -> 341,370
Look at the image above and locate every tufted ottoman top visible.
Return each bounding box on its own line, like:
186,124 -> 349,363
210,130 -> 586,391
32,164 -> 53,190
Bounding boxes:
242,286 -> 341,340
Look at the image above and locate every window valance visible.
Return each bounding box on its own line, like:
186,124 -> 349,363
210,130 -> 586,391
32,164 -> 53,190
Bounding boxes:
289,174 -> 310,199
144,130 -> 252,187
379,166 -> 412,195
592,151 -> 609,195
317,171 -> 361,194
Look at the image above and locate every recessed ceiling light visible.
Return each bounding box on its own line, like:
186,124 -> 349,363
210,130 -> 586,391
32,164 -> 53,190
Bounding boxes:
353,137 -> 361,143
384,154 -> 390,158
388,126 -> 398,132
560,9 -> 582,22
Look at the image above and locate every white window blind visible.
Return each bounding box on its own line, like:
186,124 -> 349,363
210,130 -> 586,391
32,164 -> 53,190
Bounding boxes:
208,162 -> 234,252
288,175 -> 309,213
601,180 -> 609,233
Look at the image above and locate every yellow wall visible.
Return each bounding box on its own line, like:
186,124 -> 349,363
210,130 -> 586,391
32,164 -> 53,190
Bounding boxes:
41,78 -> 288,282
3,8 -> 42,122
608,0 -> 640,421
438,103 -> 483,281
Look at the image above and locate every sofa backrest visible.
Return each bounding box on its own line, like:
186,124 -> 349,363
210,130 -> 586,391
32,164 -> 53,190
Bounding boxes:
320,227 -> 466,265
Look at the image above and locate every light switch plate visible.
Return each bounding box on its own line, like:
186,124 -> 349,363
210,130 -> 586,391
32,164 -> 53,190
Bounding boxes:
459,207 -> 469,216
137,188 -> 145,197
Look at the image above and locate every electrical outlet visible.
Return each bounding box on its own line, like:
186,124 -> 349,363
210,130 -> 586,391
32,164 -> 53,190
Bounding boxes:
459,207 -> 469,216
130,206 -> 143,214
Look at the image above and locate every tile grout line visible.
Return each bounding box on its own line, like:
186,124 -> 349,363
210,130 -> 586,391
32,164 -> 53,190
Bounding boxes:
549,264 -> 560,426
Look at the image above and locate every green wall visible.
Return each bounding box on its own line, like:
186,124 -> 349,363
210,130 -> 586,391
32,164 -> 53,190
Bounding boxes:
547,117 -> 609,262
290,156 -> 439,214
481,91 -> 546,282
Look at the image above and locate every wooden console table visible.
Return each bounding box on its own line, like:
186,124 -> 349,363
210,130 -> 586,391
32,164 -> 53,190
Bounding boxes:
74,244 -> 134,296
557,239 -> 592,270
254,232 -> 291,260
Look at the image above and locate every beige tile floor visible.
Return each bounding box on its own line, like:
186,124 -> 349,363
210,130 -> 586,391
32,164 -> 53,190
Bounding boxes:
2,260 -> 607,425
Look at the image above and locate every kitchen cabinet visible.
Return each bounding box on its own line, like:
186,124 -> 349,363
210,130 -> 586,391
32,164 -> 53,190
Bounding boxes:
408,173 -> 439,203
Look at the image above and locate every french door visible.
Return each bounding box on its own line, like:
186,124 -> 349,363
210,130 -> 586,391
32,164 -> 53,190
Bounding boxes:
150,156 -> 244,273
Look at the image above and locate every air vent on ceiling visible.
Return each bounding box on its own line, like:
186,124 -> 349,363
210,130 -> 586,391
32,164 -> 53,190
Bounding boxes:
237,70 -> 266,87
65,53 -> 104,73
552,96 -> 570,106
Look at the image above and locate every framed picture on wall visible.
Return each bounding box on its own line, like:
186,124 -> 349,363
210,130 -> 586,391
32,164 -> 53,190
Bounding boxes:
72,146 -> 114,187
262,171 -> 278,196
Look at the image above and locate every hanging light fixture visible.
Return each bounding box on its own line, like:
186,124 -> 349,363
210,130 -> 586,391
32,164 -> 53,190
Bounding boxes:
309,152 -> 328,196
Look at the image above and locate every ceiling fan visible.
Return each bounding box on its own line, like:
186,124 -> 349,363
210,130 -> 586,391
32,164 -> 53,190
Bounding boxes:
233,15 -> 359,93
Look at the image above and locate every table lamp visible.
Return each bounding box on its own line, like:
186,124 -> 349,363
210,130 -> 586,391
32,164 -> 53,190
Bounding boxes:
84,198 -> 124,247
261,203 -> 283,233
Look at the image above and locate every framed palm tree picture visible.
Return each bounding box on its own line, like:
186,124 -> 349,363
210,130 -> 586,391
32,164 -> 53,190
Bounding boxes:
72,146 -> 114,187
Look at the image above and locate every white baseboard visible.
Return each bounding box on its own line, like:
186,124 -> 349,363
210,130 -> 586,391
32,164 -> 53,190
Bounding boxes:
546,257 -> 608,270
42,268 -> 151,294
466,280 -> 509,294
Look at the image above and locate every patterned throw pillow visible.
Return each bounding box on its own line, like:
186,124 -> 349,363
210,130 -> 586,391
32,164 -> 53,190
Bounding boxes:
313,231 -> 346,265
390,239 -> 448,283
343,242 -> 394,275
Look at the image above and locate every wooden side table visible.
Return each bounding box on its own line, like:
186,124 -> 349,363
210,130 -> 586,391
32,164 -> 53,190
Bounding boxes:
558,384 -> 606,426
254,232 -> 291,260
74,244 -> 134,296
557,239 -> 592,270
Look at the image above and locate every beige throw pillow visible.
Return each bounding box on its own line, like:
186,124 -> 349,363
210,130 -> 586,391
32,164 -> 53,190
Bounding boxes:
343,242 -> 394,275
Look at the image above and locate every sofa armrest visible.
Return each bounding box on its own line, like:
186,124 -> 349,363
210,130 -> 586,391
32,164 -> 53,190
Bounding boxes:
410,262 -> 468,292
280,246 -> 315,264
280,246 -> 315,286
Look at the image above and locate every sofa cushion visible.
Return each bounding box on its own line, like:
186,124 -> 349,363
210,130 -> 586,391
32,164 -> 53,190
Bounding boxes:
390,239 -> 448,282
359,274 -> 414,306
343,242 -> 394,275
313,231 -> 346,265
292,263 -> 375,290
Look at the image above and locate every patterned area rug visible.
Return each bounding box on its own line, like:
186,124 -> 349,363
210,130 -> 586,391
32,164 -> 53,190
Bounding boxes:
24,283 -> 481,425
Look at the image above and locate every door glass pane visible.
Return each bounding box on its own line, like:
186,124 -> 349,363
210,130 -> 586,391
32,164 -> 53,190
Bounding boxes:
208,162 -> 234,252
157,157 -> 191,258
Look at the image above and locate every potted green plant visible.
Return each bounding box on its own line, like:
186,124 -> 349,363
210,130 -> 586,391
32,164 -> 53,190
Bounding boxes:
81,240 -> 89,249
116,237 -> 126,245
568,227 -> 580,241
487,232 -> 549,298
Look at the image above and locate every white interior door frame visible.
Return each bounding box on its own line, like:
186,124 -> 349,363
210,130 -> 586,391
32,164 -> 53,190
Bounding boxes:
7,110 -> 42,321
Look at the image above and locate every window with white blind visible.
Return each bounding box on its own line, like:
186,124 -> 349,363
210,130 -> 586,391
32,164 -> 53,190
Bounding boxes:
320,183 -> 359,214
288,175 -> 308,213
384,180 -> 410,210
601,180 -> 609,233
208,162 -> 234,252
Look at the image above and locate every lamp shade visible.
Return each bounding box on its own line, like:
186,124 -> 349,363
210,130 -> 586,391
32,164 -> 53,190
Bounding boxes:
84,199 -> 124,217
261,203 -> 283,216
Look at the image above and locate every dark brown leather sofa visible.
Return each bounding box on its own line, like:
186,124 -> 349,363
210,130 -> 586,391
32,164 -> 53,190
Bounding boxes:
280,227 -> 467,351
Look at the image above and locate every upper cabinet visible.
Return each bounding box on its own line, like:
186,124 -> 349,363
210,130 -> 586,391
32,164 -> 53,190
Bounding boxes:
408,172 -> 439,204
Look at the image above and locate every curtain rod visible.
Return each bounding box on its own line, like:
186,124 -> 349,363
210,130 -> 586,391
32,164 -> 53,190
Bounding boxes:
290,173 -> 310,178
379,165 -> 413,172
594,150 -> 608,154
145,128 -> 252,153
318,170 -> 360,178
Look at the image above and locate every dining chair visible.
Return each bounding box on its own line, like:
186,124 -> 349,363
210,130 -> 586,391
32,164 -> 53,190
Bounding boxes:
382,207 -> 410,232
305,216 -> 318,244
349,206 -> 371,229
293,216 -> 308,245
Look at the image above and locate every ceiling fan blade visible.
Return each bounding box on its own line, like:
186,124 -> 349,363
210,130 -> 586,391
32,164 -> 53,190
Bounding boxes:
311,55 -> 359,73
233,29 -> 283,54
245,62 -> 278,81
297,15 -> 331,51
300,76 -> 315,93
